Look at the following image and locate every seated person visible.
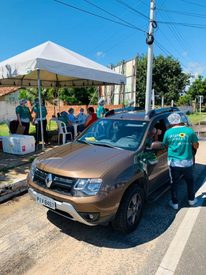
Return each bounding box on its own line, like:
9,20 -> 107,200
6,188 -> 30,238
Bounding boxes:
146,127 -> 162,147
151,127 -> 162,142
58,111 -> 74,139
77,107 -> 98,133
76,108 -> 87,124
68,108 -> 76,124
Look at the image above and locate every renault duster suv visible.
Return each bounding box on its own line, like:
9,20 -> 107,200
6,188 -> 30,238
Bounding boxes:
27,107 -> 190,233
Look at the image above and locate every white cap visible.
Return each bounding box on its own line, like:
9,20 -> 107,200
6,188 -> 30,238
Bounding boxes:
98,98 -> 105,105
168,112 -> 182,125
19,99 -> 27,105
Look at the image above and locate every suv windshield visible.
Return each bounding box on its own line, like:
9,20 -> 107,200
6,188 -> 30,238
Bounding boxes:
77,119 -> 148,151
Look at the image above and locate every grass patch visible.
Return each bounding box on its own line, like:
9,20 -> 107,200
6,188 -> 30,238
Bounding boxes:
0,120 -> 58,137
0,123 -> 10,136
188,112 -> 206,125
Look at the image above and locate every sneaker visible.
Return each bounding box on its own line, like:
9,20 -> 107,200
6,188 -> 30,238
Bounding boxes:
188,198 -> 197,206
169,200 -> 179,210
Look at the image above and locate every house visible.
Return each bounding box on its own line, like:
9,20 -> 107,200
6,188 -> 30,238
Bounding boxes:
0,87 -> 20,121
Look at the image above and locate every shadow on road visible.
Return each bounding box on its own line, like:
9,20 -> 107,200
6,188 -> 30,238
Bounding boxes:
46,196 -> 177,249
47,163 -> 206,249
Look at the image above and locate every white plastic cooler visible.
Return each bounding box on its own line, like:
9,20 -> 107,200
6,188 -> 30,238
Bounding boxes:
2,134 -> 35,155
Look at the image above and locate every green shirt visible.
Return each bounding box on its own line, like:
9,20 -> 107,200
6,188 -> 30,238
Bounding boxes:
16,105 -> 31,122
33,105 -> 47,120
163,126 -> 198,162
96,105 -> 105,119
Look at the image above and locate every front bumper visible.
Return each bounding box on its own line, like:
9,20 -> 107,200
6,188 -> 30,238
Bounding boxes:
29,188 -> 96,226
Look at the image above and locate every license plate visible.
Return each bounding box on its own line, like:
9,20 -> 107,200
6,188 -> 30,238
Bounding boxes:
36,194 -> 56,210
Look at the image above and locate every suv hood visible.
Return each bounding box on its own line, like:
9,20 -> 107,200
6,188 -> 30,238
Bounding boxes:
36,142 -> 133,178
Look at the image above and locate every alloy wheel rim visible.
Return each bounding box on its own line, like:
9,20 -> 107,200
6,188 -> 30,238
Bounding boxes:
127,193 -> 142,225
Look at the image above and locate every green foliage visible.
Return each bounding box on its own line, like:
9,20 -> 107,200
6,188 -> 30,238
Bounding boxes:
178,94 -> 192,105
136,55 -> 190,106
59,87 -> 98,105
19,87 -> 98,105
19,88 -> 37,104
0,123 -> 9,136
136,55 -> 147,107
187,76 -> 206,100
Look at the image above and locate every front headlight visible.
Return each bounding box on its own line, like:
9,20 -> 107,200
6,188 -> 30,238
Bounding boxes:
73,178 -> 102,196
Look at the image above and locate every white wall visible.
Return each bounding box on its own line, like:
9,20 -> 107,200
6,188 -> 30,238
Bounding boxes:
0,101 -> 18,121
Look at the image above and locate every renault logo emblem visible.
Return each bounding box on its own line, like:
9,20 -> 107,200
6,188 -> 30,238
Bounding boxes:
45,173 -> 53,188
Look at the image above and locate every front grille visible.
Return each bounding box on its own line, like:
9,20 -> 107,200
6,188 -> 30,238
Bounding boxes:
33,168 -> 77,195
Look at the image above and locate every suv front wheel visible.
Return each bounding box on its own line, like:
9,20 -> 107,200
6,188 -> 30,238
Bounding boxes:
112,185 -> 145,233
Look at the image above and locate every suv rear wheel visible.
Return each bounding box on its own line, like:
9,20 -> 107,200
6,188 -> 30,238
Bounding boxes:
112,185 -> 145,233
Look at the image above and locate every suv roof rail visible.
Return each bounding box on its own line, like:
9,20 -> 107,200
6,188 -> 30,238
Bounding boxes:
104,106 -> 144,117
149,107 -> 179,118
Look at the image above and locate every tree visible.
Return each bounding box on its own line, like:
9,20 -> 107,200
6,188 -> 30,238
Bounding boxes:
58,87 -> 98,105
136,55 -> 190,106
19,86 -> 98,105
178,94 -> 192,106
187,76 -> 206,100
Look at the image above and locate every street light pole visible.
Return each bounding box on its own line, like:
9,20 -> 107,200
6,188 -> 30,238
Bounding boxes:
145,0 -> 155,118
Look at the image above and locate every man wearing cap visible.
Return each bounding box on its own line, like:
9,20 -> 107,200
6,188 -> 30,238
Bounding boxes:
163,112 -> 199,210
96,98 -> 106,119
16,99 -> 31,135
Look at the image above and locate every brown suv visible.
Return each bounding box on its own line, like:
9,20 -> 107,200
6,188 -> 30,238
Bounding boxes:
27,107 -> 190,233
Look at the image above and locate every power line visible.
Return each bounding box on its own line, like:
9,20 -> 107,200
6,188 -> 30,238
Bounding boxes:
138,0 -> 148,7
179,0 -> 206,8
154,40 -> 193,75
54,0 -> 146,33
155,40 -> 172,56
158,10 -> 186,55
115,0 -> 149,20
157,8 -> 206,19
157,27 -> 185,61
82,0 -> 145,31
158,20 -> 206,29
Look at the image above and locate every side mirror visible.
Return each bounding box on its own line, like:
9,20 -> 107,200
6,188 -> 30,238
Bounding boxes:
150,141 -> 165,151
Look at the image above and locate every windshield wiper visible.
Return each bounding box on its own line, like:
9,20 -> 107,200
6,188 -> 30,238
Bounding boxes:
93,142 -> 122,150
76,139 -> 91,145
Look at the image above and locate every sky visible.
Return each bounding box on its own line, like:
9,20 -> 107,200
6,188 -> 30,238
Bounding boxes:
0,0 -> 206,77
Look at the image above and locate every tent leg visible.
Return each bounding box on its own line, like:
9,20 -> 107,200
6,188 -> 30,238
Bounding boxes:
37,69 -> 45,150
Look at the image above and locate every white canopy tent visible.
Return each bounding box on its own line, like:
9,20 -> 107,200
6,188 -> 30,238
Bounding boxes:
0,41 -> 126,149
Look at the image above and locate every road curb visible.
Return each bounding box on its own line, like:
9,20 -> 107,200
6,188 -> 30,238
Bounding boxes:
0,178 -> 28,203
0,160 -> 31,173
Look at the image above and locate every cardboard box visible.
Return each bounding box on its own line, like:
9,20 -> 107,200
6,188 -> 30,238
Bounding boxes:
2,135 -> 35,155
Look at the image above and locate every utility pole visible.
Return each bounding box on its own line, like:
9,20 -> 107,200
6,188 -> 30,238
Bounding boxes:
152,88 -> 155,109
145,0 -> 156,118
161,95 -> 164,107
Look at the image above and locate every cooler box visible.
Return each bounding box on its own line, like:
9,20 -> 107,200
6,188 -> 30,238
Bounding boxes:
2,134 -> 35,155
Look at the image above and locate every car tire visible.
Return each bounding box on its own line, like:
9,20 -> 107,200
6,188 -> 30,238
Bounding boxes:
112,185 -> 145,234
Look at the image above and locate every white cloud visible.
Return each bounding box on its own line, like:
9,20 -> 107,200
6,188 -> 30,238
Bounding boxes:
96,51 -> 105,58
184,62 -> 206,78
182,51 -> 188,57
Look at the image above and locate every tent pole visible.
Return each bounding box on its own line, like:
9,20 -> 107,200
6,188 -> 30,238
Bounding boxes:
37,69 -> 45,150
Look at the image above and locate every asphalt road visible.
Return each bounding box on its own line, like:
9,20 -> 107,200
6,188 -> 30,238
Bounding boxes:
1,142 -> 206,275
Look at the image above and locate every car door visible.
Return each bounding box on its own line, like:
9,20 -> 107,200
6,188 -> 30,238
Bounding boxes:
146,117 -> 169,194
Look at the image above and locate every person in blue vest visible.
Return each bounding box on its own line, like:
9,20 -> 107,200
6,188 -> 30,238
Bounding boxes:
16,99 -> 31,135
32,98 -> 48,144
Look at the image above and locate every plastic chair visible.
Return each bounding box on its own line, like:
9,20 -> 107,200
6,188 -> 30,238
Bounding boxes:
55,120 -> 73,144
